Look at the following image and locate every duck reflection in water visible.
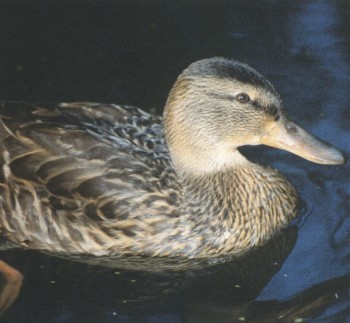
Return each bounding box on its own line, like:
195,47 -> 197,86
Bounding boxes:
0,58 -> 345,317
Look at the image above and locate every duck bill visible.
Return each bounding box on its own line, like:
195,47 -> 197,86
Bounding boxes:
260,115 -> 345,165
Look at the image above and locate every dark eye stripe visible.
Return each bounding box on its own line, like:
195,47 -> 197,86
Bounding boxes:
252,101 -> 263,110
252,101 -> 280,119
206,92 -> 236,101
270,106 -> 278,116
206,92 -> 280,119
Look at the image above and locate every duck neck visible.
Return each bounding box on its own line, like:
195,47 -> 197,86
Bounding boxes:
176,159 -> 299,255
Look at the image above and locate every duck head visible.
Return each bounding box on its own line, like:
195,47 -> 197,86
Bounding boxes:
164,58 -> 344,174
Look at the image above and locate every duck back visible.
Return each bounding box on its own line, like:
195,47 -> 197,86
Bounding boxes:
0,101 -> 183,256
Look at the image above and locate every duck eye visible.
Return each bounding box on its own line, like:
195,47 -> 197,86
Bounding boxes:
236,93 -> 250,103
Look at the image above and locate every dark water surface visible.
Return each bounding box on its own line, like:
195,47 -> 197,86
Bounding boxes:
0,0 -> 349,322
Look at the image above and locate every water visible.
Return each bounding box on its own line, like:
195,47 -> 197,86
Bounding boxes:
0,1 -> 349,322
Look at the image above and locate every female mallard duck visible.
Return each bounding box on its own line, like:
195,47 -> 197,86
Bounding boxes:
0,58 -> 344,259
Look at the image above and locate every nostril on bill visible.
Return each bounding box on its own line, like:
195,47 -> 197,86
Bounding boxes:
287,124 -> 298,134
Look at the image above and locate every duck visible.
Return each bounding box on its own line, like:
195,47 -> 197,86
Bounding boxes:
0,57 -> 344,260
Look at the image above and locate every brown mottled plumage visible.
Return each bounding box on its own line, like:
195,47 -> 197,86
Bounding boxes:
0,58 -> 344,261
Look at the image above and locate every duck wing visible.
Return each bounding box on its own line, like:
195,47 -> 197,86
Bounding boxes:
0,101 -> 182,255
